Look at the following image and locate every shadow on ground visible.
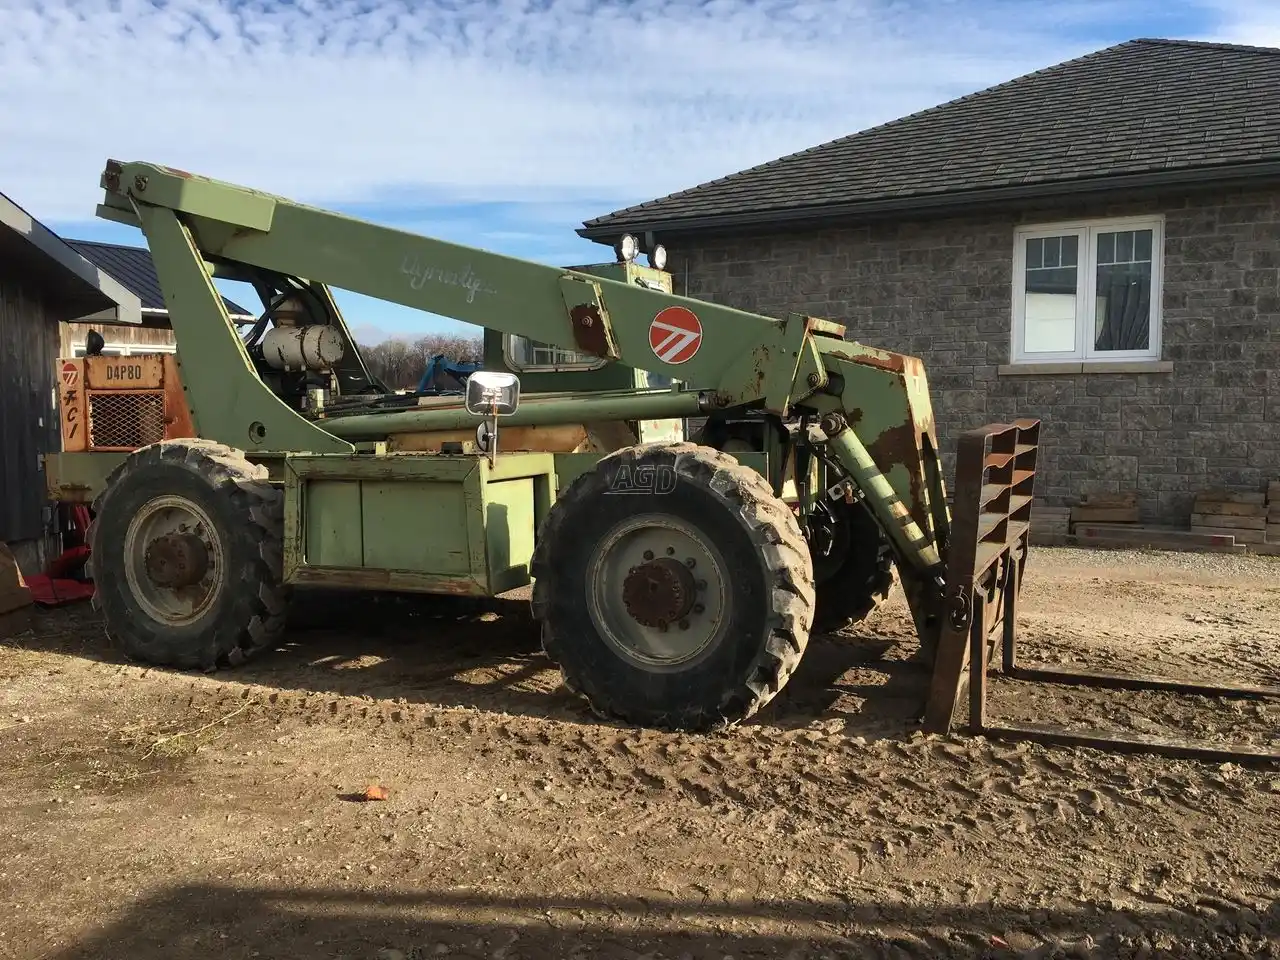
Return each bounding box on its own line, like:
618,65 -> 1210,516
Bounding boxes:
8,588 -> 928,737
36,882 -> 1280,960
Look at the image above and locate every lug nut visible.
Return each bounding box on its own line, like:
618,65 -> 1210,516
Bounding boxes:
678,620 -> 689,630
693,603 -> 704,614
686,558 -> 696,568
643,550 -> 654,560
666,546 -> 675,555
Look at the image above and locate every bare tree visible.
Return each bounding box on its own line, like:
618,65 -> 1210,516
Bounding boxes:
359,333 -> 483,390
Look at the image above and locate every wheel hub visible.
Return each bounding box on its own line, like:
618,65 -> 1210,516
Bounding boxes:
586,514 -> 728,670
123,494 -> 226,626
143,533 -> 211,589
622,557 -> 697,628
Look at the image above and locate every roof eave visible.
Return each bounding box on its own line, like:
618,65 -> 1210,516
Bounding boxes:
0,192 -> 143,325
577,160 -> 1280,242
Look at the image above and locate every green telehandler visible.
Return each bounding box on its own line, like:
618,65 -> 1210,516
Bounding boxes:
46,158 -> 1056,744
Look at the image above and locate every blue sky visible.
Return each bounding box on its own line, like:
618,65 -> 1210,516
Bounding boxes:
2,0 -> 1273,343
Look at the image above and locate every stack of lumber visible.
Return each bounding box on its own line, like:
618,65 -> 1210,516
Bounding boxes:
1070,492 -> 1139,527
1029,499 -> 1071,545
1269,481 -> 1280,544
1190,489 -> 1268,545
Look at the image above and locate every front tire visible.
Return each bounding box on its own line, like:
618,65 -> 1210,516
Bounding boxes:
809,499 -> 897,633
531,442 -> 815,732
88,439 -> 290,670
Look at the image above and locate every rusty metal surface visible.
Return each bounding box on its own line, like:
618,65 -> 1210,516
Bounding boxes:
85,354 -> 165,390
923,419 -> 1039,735
162,354 -> 195,438
865,420 -> 930,536
289,566 -> 484,595
58,358 -> 89,454
977,722 -> 1280,765
1007,665 -> 1280,698
144,533 -> 210,589
568,303 -> 612,359
817,342 -> 943,550
924,418 -> 1280,765
622,557 -> 697,628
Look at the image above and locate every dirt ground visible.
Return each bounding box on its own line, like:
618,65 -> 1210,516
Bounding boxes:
1,545 -> 1279,960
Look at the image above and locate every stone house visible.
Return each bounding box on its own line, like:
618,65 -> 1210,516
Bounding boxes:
578,38 -> 1280,526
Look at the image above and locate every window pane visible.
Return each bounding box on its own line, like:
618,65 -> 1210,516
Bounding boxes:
1094,230 -> 1153,351
1116,231 -> 1134,262
507,335 -> 532,366
1026,238 -> 1043,270
1097,232 -> 1115,264
513,334 -> 593,368
1134,229 -> 1152,261
1022,235 -> 1078,353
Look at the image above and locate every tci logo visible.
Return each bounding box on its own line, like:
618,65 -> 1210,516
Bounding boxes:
607,463 -> 678,495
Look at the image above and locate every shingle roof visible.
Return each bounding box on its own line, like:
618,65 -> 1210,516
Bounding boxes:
64,239 -> 255,318
580,38 -> 1280,240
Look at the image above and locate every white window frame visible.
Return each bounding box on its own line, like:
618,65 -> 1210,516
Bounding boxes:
502,333 -> 605,373
73,341 -> 177,357
1011,215 -> 1164,365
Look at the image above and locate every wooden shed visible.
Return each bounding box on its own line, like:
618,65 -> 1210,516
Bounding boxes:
0,190 -> 141,574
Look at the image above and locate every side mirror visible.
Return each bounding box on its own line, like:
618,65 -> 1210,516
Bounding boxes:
465,371 -> 521,417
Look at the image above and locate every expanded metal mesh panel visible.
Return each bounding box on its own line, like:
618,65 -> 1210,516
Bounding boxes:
88,391 -> 166,450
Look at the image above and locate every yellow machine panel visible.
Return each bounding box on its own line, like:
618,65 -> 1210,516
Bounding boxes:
57,354 -> 194,453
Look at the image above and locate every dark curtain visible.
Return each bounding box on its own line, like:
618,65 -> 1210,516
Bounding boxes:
1093,266 -> 1151,351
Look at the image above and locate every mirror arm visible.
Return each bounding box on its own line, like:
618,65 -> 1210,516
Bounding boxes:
488,400 -> 499,467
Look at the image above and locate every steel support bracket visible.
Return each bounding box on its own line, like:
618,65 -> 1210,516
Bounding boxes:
559,275 -> 620,361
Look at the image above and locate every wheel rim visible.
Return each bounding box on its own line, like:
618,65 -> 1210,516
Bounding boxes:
122,494 -> 226,626
586,513 -> 729,670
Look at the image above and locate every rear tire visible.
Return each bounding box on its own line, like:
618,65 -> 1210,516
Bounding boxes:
88,439 -> 290,670
809,500 -> 897,633
532,441 -> 814,732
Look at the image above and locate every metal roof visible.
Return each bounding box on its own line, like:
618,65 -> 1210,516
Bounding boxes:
64,239 -> 255,320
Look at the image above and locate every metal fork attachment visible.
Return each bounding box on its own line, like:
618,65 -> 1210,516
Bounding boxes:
923,419 -> 1280,767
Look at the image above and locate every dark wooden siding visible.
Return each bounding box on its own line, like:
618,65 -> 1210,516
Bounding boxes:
60,321 -> 176,357
0,268 -> 60,543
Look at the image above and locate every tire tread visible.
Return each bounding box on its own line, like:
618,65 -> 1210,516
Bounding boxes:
532,441 -> 815,731
89,439 -> 289,671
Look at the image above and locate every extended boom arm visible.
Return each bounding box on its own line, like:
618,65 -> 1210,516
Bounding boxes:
96,160 -> 951,608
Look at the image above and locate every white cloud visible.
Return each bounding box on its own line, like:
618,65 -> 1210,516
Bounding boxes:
0,0 -> 1185,227
1196,0 -> 1280,47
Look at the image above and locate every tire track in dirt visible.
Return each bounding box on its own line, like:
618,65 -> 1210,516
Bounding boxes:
4,547 -> 1280,958
151,662 -> 1280,905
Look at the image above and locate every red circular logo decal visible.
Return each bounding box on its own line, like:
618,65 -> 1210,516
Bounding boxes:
648,306 -> 703,365
61,361 -> 79,386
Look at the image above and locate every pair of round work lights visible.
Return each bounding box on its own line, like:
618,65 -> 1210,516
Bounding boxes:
614,233 -> 667,271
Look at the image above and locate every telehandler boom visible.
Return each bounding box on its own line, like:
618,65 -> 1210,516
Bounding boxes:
51,158 -> 1040,736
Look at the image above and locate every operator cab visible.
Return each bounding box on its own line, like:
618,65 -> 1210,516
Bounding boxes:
485,243 -> 679,395
482,240 -> 686,444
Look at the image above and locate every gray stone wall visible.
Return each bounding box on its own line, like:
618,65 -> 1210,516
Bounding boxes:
663,185 -> 1280,525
